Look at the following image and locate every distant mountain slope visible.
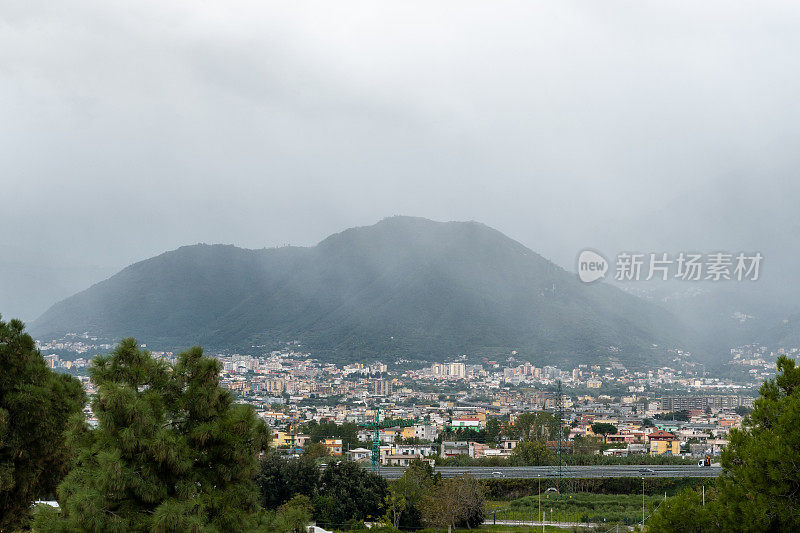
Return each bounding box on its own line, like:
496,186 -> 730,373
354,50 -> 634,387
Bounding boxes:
31,217 -> 703,365
0,245 -> 116,322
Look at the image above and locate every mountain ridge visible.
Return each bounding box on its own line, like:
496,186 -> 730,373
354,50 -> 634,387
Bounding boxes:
31,217 -> 703,366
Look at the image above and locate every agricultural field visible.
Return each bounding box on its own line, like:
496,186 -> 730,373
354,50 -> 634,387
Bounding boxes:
488,492 -> 666,527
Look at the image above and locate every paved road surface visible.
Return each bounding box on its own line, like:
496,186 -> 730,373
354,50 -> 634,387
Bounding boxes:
378,465 -> 721,479
486,519 -> 599,529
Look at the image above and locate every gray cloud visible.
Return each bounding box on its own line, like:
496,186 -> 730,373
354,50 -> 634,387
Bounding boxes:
2,0 -> 799,319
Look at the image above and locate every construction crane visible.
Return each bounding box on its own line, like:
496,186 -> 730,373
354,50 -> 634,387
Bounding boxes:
359,406 -> 418,475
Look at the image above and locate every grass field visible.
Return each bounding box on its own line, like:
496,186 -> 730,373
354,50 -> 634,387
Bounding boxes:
488,492 -> 664,526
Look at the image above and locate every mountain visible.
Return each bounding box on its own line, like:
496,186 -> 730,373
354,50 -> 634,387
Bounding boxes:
30,217 -> 705,366
584,175 -> 800,357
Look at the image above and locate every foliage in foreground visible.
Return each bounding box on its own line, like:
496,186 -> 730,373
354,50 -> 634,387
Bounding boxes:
0,317 -> 85,532
34,339 -> 270,532
258,454 -> 388,528
383,460 -> 485,530
420,474 -> 485,529
315,460 -> 388,527
649,355 -> 800,531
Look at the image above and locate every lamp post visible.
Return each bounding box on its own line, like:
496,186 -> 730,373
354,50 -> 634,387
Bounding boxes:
642,477 -> 645,527
538,474 -> 542,533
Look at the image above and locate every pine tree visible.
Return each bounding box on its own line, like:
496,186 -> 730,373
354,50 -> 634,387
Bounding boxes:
0,317 -> 85,532
650,355 -> 800,531
34,339 -> 270,532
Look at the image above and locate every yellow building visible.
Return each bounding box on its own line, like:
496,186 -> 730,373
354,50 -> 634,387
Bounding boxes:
648,430 -> 680,456
321,438 -> 343,456
373,379 -> 393,396
272,431 -> 310,449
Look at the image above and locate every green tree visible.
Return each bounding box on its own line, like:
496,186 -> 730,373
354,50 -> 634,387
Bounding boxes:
510,412 -> 558,442
0,317 -> 85,531
591,422 -> 618,443
421,475 -> 485,529
302,442 -> 329,460
254,494 -> 313,533
300,420 -> 361,450
34,339 -> 269,532
384,492 -> 406,529
485,418 -> 502,444
714,354 -> 800,530
386,459 -> 435,529
571,435 -> 602,455
274,494 -> 313,533
647,487 -> 719,532
313,461 -> 387,527
512,440 -> 551,465
257,453 -> 320,509
651,355 -> 800,531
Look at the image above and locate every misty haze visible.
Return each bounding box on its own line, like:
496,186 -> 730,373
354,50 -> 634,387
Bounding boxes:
3,2 -> 800,531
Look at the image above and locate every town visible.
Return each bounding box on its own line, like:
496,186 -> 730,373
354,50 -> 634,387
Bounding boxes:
36,333 -> 795,468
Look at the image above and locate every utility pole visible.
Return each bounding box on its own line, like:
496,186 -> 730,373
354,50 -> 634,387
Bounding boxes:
642,477 -> 645,527
538,475 -> 542,533
555,380 -> 563,492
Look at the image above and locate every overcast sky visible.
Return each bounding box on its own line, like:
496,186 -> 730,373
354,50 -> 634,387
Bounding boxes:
2,1 -> 800,315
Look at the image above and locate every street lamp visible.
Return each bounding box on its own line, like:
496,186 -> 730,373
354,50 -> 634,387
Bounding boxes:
538,474 -> 542,533
642,477 -> 645,527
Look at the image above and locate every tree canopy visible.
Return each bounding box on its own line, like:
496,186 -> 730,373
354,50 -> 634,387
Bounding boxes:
511,440 -> 551,465
313,461 -> 388,528
590,423 -> 618,443
34,339 -> 270,532
420,475 -> 485,529
385,459 -> 436,529
650,355 -> 800,531
508,411 -> 560,442
0,317 -> 85,531
257,452 -> 319,510
299,420 -> 362,450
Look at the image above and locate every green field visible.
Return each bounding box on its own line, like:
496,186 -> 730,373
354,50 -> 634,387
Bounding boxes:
489,492 -> 664,526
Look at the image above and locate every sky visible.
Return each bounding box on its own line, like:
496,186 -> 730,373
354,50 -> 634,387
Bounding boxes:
2,0 -> 800,319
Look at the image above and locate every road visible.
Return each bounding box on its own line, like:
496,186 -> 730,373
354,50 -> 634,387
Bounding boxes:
378,465 -> 721,479
486,520 -> 599,529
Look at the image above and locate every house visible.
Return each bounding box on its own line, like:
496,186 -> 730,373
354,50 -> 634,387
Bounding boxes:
653,421 -> 681,433
441,441 -> 470,457
648,430 -> 680,456
347,447 -> 372,462
379,427 -> 406,444
395,444 -> 437,458
603,448 -> 629,457
606,432 -> 643,445
500,439 -> 519,451
272,432 -> 310,451
627,443 -> 648,455
413,423 -> 438,442
452,418 -> 481,430
380,444 -> 437,466
469,442 -> 489,458
321,438 -> 343,456
707,438 -> 728,456
484,448 -> 512,459
677,429 -> 710,442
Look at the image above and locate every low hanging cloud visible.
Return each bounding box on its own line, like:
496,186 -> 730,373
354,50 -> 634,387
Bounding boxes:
2,0 -> 800,319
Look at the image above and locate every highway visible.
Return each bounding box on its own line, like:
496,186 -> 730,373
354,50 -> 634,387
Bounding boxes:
378,465 -> 721,479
